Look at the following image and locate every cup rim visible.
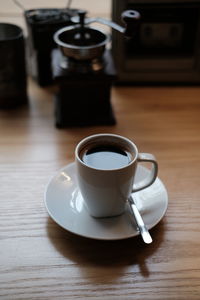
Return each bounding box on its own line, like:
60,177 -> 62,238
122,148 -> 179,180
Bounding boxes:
75,133 -> 138,171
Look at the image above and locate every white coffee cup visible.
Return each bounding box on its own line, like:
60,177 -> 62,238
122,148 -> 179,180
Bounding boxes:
75,133 -> 158,218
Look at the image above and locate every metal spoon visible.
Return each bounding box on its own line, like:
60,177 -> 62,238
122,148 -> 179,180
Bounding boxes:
128,195 -> 152,244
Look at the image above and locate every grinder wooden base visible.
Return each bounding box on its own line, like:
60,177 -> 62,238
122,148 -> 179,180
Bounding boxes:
52,49 -> 117,128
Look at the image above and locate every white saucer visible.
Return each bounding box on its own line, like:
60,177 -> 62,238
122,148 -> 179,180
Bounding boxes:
44,162 -> 168,240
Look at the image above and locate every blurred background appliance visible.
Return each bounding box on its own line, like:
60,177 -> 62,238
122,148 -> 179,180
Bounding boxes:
112,0 -> 200,84
25,7 -> 77,86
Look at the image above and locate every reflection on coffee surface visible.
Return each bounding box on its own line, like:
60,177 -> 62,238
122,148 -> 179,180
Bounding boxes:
81,145 -> 133,170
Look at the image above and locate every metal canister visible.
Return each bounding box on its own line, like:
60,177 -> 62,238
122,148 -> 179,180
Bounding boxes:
0,23 -> 27,108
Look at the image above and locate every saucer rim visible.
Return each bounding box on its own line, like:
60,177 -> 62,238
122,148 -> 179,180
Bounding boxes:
44,162 -> 168,241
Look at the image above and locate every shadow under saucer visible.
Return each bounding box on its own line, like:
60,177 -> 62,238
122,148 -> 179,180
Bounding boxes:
46,216 -> 166,279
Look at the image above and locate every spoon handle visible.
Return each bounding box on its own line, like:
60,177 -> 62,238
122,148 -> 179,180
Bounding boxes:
128,196 -> 153,244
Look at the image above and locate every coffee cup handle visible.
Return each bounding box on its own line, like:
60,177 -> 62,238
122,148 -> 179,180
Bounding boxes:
132,153 -> 158,193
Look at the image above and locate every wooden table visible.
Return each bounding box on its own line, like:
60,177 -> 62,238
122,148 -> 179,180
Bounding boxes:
0,78 -> 200,299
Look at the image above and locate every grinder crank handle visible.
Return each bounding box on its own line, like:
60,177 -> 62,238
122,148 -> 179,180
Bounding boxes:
73,10 -> 140,38
121,10 -> 141,38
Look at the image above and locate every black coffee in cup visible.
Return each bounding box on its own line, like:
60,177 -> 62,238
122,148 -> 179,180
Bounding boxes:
80,144 -> 133,170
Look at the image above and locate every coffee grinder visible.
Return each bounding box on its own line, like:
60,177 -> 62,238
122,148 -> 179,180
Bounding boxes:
52,10 -> 140,128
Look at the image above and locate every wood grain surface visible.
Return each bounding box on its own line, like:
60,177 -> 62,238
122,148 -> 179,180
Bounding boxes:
0,79 -> 200,300
0,1 -> 200,299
